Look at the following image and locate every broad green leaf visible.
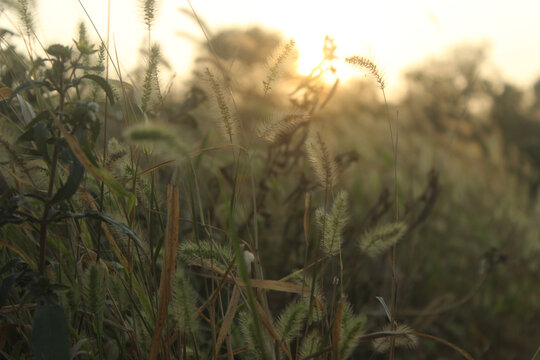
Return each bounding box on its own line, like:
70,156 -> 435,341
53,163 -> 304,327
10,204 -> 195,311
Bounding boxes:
18,111 -> 52,137
73,74 -> 116,105
32,122 -> 50,163
0,28 -> 15,38
51,115 -> 136,213
7,80 -> 51,103
50,149 -> 84,204
0,273 -> 16,306
55,210 -> 143,250
31,304 -> 70,360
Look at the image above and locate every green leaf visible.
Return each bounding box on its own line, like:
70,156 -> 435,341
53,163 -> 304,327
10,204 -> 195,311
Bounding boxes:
95,167 -> 137,212
7,81 -> 51,103
50,149 -> 84,204
24,110 -> 52,132
73,74 -> 116,105
74,64 -> 104,72
74,127 -> 99,167
32,122 -> 50,163
31,304 -> 70,360
51,113 -> 136,215
84,210 -> 142,248
0,28 -> 15,38
54,210 -> 143,250
73,39 -> 97,56
17,127 -> 34,143
0,273 -> 16,306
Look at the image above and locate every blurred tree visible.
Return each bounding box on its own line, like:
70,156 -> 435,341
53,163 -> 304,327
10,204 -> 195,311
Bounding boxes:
402,43 -> 495,147
166,23 -> 540,358
491,84 -> 540,163
207,27 -> 281,65
491,83 -> 540,200
533,78 -> 540,111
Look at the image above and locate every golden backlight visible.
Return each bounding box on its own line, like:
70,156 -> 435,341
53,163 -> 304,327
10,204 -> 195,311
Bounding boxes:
296,44 -> 363,85
28,0 -> 540,97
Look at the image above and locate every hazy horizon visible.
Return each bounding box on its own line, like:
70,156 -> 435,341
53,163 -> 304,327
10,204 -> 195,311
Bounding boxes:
3,0 -> 540,100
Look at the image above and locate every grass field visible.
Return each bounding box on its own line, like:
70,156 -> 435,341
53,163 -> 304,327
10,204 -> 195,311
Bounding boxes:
1,1 -> 540,359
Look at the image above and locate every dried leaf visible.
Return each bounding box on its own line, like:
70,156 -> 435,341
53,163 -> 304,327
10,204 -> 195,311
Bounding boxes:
149,186 -> 180,360
216,286 -> 241,351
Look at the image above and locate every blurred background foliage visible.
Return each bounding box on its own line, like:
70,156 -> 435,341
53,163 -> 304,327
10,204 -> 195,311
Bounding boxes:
175,26 -> 540,359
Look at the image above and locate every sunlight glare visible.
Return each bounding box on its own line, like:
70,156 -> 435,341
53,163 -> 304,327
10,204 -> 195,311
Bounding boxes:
295,40 -> 362,85
30,0 -> 540,97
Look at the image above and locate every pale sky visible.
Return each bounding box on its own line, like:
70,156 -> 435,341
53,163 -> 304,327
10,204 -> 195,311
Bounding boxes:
3,0 -> 540,99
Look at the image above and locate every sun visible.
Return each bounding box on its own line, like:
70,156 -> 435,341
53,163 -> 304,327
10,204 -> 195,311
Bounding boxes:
295,38 -> 359,85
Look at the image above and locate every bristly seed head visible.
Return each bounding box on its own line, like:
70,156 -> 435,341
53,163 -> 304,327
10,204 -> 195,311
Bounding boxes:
372,323 -> 417,353
205,68 -> 236,143
359,222 -> 407,257
263,39 -> 296,95
345,56 -> 386,90
306,132 -> 337,190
